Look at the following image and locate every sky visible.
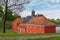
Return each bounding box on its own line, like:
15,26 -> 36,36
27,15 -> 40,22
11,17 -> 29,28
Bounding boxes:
20,0 -> 60,19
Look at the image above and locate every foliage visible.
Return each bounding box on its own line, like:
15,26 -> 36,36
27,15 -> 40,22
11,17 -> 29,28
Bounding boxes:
11,14 -> 21,21
0,21 -> 2,28
0,6 -> 3,17
0,6 -> 21,21
0,6 -> 21,29
0,0 -> 30,33
49,19 -> 60,25
6,9 -> 21,21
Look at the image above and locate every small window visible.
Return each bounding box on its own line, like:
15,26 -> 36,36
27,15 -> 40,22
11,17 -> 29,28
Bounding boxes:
24,29 -> 25,32
20,29 -> 21,32
40,25 -> 42,30
27,30 -> 29,32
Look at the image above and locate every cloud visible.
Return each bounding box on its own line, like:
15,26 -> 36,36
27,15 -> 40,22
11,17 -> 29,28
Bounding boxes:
20,10 -> 60,19
20,10 -> 31,17
28,0 -> 50,6
26,0 -> 60,10
21,0 -> 60,19
36,10 -> 60,19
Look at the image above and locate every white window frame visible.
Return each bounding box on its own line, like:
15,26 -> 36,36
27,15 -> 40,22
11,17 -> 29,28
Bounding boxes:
40,25 -> 42,30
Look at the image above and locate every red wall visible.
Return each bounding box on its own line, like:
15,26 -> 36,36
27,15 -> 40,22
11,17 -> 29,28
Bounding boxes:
25,24 -> 45,34
12,22 -> 56,34
12,22 -> 17,30
45,26 -> 56,33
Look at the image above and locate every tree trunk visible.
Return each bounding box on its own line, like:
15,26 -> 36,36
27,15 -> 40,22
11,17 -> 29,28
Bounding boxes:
2,18 -> 6,33
2,0 -> 8,33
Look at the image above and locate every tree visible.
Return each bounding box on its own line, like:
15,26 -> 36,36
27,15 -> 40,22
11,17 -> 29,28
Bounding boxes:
0,0 -> 30,13
57,18 -> 60,21
7,13 -> 21,21
0,0 -> 30,33
0,6 -> 3,17
0,6 -> 21,21
0,6 -> 20,21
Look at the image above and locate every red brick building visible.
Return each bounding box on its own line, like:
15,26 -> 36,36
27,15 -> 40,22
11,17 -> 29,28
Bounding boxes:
12,10 -> 56,34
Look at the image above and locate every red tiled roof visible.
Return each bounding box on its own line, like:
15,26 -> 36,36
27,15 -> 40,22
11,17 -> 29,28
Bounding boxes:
13,18 -> 24,26
27,16 -> 55,25
18,23 -> 26,28
14,18 -> 24,23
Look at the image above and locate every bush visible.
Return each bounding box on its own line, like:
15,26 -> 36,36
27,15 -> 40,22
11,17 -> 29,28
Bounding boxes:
5,21 -> 12,29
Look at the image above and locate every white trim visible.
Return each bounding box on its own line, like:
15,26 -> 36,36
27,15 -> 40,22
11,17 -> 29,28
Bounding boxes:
40,25 -> 42,30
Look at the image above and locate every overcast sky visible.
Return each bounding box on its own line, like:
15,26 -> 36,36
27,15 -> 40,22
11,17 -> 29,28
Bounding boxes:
20,0 -> 60,19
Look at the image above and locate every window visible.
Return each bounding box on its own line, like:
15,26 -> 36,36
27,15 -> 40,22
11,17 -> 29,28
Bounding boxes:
27,30 -> 29,32
24,29 -> 25,32
20,28 -> 21,32
40,25 -> 42,30
30,25 -> 32,28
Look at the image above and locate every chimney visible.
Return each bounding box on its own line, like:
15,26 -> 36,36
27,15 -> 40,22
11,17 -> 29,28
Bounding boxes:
37,14 -> 43,16
32,10 -> 35,16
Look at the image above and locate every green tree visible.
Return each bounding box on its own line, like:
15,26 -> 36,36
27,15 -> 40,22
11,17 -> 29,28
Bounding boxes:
0,6 -> 20,21
0,6 -> 3,17
7,13 -> 21,21
55,19 -> 60,25
0,0 -> 30,33
49,19 -> 56,23
56,18 -> 60,21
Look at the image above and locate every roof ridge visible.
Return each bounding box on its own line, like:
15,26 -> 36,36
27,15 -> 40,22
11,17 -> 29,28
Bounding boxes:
27,15 -> 55,25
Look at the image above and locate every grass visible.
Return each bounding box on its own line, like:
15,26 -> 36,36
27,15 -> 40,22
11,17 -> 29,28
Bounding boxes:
0,29 -> 48,37
28,37 -> 60,40
0,29 -> 60,40
0,29 -> 24,37
0,28 -> 60,37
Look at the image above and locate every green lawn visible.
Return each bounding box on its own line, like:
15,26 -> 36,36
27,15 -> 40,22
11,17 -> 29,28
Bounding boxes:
0,29 -> 50,37
0,29 -> 60,40
0,29 -> 60,37
0,29 -> 28,37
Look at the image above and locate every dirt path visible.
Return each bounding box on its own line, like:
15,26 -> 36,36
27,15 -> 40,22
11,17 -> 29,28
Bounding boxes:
0,34 -> 60,40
